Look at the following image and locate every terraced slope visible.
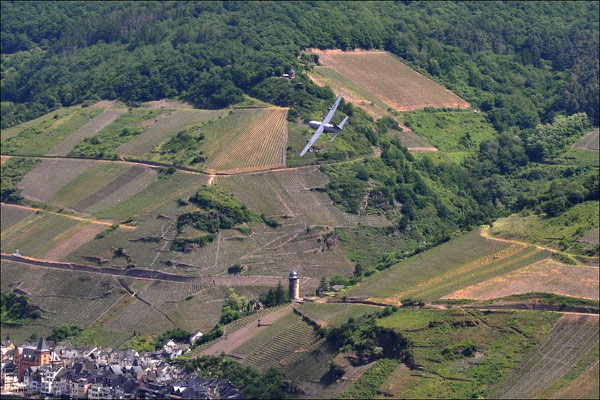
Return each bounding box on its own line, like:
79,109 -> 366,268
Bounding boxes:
309,49 -> 470,111
48,109 -> 126,155
1,212 -> 84,257
492,314 -> 600,399
231,311 -> 322,370
1,108 -> 102,155
17,158 -> 99,203
200,107 -> 288,173
219,167 -> 389,228
115,109 -> 225,157
443,259 -> 599,301
344,229 -> 512,303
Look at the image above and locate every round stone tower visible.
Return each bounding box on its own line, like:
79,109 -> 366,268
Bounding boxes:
288,270 -> 300,301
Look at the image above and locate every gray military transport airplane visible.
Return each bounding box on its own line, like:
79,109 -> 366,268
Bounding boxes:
300,93 -> 348,156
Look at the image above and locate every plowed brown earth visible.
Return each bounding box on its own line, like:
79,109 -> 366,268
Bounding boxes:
310,49 -> 470,111
443,259 -> 599,301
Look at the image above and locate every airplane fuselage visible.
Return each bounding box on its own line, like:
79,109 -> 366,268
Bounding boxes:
308,120 -> 339,133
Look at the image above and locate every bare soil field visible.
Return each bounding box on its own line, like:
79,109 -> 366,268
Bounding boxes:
443,258 -> 599,301
89,100 -> 127,109
115,109 -> 225,157
142,99 -> 194,109
572,129 -> 599,151
1,204 -> 35,233
309,49 -> 470,111
41,223 -> 107,261
0,155 -> 10,165
493,314 -> 600,399
48,109 -> 126,155
201,107 -> 288,173
18,158 -> 98,203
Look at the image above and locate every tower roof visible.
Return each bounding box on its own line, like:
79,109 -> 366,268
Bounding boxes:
37,336 -> 48,351
289,270 -> 298,279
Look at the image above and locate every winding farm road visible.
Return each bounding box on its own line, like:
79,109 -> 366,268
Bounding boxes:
1,202 -> 136,229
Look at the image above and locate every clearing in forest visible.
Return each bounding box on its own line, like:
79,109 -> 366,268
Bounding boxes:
442,258 -> 599,301
492,314 -> 600,399
200,107 -> 288,173
309,49 -> 470,112
572,128 -> 599,151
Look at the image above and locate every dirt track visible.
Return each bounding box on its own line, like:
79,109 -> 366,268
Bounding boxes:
1,253 -> 319,289
201,304 -> 293,356
1,203 -> 136,229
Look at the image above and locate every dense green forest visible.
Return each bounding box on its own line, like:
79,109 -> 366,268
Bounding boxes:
1,1 -> 598,127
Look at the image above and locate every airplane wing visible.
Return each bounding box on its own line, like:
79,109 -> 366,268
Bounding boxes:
322,93 -> 344,126
300,93 -> 344,157
300,124 -> 325,156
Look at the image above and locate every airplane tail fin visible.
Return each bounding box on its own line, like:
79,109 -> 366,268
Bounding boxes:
331,116 -> 348,141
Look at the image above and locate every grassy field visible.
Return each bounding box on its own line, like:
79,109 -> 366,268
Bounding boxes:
48,109 -> 126,156
69,108 -> 163,158
491,314 -> 599,399
554,147 -> 600,168
402,109 -> 497,154
1,204 -> 35,233
1,109 -> 67,142
442,258 -> 599,301
335,226 -> 418,268
309,49 -> 470,111
2,109 -> 103,155
115,109 -> 225,158
388,128 -> 434,150
489,201 -> 599,256
377,308 -> 559,399
336,358 -> 400,399
296,302 -> 380,327
195,107 -> 288,172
